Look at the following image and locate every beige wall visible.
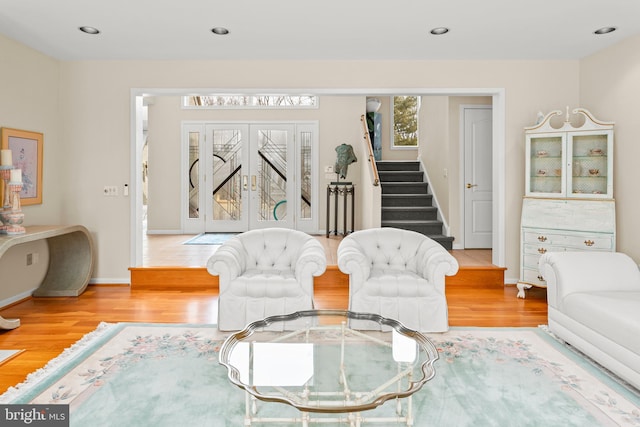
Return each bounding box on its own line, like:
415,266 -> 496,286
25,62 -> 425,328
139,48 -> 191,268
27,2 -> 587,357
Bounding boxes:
56,59 -> 579,282
0,35 -> 62,303
3,32 -> 596,283
580,33 -> 640,261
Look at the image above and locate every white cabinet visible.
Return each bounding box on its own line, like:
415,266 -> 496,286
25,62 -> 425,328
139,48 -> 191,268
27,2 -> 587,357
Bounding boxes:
517,108 -> 616,298
525,108 -> 613,199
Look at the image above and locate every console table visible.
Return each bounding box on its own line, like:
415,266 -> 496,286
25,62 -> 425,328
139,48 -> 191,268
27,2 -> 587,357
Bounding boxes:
0,225 -> 94,329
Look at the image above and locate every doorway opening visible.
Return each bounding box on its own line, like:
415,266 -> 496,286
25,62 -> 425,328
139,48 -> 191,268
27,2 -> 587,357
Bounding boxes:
131,88 -> 506,269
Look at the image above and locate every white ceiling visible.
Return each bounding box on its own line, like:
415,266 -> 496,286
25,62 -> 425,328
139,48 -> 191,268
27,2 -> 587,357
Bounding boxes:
0,0 -> 639,61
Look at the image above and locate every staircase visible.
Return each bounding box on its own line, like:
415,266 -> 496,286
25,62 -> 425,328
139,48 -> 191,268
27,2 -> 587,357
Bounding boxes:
378,161 -> 454,250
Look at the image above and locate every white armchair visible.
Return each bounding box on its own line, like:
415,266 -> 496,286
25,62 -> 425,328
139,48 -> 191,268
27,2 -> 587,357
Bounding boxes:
206,228 -> 327,331
337,228 -> 459,332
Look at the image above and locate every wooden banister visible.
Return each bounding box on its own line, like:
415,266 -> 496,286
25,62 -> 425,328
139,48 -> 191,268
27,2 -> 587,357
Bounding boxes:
360,114 -> 380,186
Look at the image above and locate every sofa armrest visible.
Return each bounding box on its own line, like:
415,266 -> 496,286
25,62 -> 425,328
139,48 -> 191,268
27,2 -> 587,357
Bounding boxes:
539,251 -> 640,310
294,239 -> 328,281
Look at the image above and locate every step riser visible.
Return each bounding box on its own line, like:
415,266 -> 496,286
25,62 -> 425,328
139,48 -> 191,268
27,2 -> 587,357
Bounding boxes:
129,265 -> 502,289
376,162 -> 420,172
382,222 -> 444,235
382,195 -> 433,206
382,210 -> 438,221
379,172 -> 424,182
382,183 -> 428,194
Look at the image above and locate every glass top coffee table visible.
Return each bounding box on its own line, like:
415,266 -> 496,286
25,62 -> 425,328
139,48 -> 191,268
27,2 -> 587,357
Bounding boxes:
218,309 -> 439,426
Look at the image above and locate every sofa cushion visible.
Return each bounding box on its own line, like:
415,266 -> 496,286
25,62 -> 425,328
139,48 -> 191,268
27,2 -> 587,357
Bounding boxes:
562,291 -> 640,355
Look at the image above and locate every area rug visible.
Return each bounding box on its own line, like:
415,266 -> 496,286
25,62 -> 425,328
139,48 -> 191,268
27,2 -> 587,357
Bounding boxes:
183,233 -> 238,245
1,324 -> 639,426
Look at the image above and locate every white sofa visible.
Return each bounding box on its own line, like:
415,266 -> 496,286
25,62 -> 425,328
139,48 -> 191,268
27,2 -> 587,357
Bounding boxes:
337,228 -> 459,333
206,228 -> 327,331
538,251 -> 640,390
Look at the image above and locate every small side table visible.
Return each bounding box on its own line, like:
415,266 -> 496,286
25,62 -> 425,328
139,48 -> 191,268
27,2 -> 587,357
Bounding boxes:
326,182 -> 354,237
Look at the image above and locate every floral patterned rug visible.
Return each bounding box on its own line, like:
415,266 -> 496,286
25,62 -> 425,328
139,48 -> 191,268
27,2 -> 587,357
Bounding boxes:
1,324 -> 638,426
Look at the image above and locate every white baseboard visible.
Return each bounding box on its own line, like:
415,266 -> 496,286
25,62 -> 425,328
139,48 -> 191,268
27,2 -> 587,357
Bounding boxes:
146,229 -> 183,235
0,289 -> 36,309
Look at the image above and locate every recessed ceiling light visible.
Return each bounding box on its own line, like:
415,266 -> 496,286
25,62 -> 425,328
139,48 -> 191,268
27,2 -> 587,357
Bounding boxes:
211,27 -> 230,35
430,27 -> 449,35
79,26 -> 100,35
594,26 -> 616,35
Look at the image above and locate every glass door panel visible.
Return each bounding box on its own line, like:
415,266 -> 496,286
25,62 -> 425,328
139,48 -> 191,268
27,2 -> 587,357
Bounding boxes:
249,125 -> 294,229
569,132 -> 610,197
205,124 -> 249,232
526,134 -> 564,196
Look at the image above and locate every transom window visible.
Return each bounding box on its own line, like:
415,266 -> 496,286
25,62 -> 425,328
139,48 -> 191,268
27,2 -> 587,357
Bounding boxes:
183,95 -> 318,109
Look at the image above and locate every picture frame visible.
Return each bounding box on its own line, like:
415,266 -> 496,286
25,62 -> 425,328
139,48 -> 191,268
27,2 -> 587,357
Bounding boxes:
1,127 -> 44,205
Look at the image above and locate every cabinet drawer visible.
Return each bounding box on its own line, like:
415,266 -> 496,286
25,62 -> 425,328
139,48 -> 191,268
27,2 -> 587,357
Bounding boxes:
562,235 -> 613,250
522,268 -> 547,287
523,231 -> 560,245
523,244 -> 559,256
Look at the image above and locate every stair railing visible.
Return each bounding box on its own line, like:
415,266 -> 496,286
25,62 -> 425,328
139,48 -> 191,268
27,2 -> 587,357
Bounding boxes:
360,114 -> 380,186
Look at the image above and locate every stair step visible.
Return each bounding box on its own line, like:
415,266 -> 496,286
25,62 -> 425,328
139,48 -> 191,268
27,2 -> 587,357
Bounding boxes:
381,182 -> 428,194
429,235 -> 455,251
379,171 -> 424,182
382,206 -> 438,221
382,194 -> 433,207
381,220 -> 445,235
376,161 -> 420,172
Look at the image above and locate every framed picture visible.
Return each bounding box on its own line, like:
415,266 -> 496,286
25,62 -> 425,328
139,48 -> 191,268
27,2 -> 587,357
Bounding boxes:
1,127 -> 44,205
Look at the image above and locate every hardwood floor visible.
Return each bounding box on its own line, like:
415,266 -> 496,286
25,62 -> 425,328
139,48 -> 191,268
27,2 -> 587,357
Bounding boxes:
0,233 -> 548,394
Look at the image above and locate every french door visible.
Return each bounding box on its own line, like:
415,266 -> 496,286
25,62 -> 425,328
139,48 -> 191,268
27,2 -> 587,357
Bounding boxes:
183,122 -> 317,234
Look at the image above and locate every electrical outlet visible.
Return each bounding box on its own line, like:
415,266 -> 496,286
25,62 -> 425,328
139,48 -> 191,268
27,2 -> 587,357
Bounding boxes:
324,165 -> 334,173
26,253 -> 39,265
103,186 -> 118,196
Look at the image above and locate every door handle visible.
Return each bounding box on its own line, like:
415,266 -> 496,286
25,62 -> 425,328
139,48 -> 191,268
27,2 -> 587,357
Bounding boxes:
251,175 -> 257,191
243,175 -> 248,191
466,183 -> 478,189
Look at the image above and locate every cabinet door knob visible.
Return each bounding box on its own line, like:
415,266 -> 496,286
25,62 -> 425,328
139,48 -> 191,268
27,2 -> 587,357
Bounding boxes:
537,275 -> 545,282
466,183 -> 478,189
584,240 -> 595,247
538,248 -> 547,254
537,236 -> 547,242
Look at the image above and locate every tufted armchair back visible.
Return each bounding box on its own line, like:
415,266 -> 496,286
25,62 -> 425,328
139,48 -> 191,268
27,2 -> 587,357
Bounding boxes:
349,227 -> 430,273
231,228 -> 313,272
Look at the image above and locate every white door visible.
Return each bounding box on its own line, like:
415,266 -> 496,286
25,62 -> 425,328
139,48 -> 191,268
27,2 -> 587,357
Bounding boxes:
182,122 -> 317,233
463,106 -> 493,248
